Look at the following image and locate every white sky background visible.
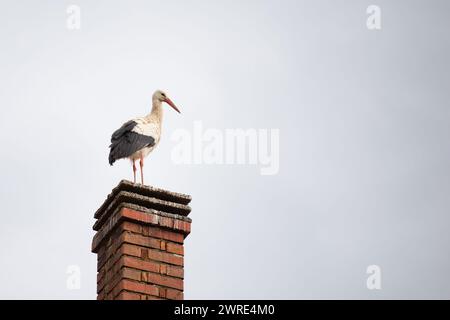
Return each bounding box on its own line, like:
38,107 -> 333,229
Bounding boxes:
0,0 -> 449,299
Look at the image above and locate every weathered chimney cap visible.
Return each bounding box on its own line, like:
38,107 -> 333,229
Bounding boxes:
93,180 -> 192,232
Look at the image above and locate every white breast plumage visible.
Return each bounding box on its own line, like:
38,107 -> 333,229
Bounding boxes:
131,117 -> 161,144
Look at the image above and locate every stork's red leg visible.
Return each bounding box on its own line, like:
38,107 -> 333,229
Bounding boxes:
139,156 -> 144,185
132,161 -> 137,184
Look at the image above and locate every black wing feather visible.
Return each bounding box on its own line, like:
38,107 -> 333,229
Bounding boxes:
111,120 -> 137,142
108,120 -> 155,165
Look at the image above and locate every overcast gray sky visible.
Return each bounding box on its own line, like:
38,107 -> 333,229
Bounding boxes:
0,0 -> 449,299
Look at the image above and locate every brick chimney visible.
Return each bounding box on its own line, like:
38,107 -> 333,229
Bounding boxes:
91,180 -> 192,300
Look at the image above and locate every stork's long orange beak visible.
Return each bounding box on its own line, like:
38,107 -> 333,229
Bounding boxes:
164,98 -> 180,114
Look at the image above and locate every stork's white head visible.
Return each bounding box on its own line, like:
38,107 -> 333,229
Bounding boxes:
153,90 -> 180,114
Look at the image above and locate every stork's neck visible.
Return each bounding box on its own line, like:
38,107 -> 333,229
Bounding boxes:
147,99 -> 163,123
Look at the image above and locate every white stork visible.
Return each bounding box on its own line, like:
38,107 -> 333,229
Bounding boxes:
108,90 -> 180,184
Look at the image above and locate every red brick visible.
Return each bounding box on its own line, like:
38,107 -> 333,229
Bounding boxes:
121,232 -> 161,250
166,242 -> 184,255
166,265 -> 184,279
173,219 -> 191,234
113,279 -> 159,297
145,226 -> 184,243
121,208 -> 159,225
105,271 -> 123,295
147,248 -> 183,266
141,248 -> 149,259
160,264 -> 167,275
120,255 -> 159,273
121,267 -> 142,282
116,290 -> 141,300
159,287 -> 167,299
143,272 -> 183,290
120,221 -> 142,234
119,243 -> 141,257
166,288 -> 183,300
159,216 -> 174,228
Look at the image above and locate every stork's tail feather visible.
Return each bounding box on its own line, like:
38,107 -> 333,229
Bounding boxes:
108,151 -> 116,166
